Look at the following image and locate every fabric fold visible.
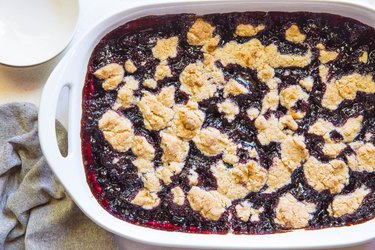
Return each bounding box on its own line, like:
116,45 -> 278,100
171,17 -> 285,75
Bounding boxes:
0,103 -> 117,250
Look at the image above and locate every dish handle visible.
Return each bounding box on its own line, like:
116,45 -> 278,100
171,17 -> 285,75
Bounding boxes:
38,57 -> 78,183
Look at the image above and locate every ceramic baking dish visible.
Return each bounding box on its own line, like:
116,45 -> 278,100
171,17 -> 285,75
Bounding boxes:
39,0 -> 375,248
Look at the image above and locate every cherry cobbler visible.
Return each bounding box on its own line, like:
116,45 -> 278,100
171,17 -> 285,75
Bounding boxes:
81,12 -> 375,234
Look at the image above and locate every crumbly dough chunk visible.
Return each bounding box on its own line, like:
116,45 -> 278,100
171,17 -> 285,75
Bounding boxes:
98,110 -> 134,152
188,169 -> 199,186
222,143 -> 239,165
359,51 -> 368,64
142,172 -> 162,193
323,142 -> 346,158
322,73 -> 375,110
280,135 -> 309,170
299,76 -> 314,91
285,24 -> 306,44
224,79 -> 249,97
170,101 -> 205,140
187,18 -> 217,46
131,136 -> 155,160
143,78 -> 157,89
113,76 -> 139,109
154,63 -> 172,80
254,115 -> 287,145
246,107 -> 260,120
131,188 -> 160,209
94,63 -> 125,90
137,87 -> 175,131
319,65 -> 329,83
280,85 -> 309,110
157,85 -> 175,108
213,161 -> 267,200
275,193 -> 316,228
132,158 -> 154,174
124,59 -> 137,73
265,158 -> 293,193
304,157 -> 349,194
152,36 -> 179,61
217,99 -> 240,122
319,49 -> 339,64
261,89 -> 279,114
212,39 -> 311,77
235,201 -> 264,222
156,162 -> 184,185
339,116 -> 363,142
187,186 -> 231,221
347,142 -> 375,172
308,118 -> 334,138
235,24 -> 265,37
193,127 -> 230,156
279,115 -> 298,131
258,65 -> 275,83
328,186 -> 370,218
179,61 -> 224,101
264,136 -> 307,193
171,186 -> 185,205
160,130 -> 189,164
309,116 -> 363,144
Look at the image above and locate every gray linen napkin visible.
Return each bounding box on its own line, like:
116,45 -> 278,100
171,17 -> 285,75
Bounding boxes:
0,103 -> 118,250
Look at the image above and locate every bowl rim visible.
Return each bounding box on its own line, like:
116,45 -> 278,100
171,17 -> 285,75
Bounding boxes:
0,0 -> 80,67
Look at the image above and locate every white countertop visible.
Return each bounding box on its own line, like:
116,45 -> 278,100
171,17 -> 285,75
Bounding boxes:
0,0 -> 374,249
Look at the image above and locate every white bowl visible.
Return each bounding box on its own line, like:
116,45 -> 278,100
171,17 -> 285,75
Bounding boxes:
0,0 -> 79,67
39,0 -> 375,248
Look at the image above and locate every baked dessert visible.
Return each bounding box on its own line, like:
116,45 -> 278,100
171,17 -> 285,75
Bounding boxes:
81,12 -> 375,234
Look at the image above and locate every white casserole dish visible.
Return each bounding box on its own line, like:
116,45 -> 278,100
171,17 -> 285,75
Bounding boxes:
39,0 -> 375,248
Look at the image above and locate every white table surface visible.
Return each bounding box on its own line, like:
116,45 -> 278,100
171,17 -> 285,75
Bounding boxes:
0,0 -> 374,249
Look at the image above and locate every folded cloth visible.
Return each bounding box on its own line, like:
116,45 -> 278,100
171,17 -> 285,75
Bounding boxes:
0,103 -> 117,250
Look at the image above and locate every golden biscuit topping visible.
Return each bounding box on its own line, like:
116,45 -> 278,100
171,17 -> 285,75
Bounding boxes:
131,188 -> 160,209
180,61 -> 224,101
131,136 -> 155,160
171,101 -> 205,140
143,78 -> 158,89
213,161 -> 267,200
156,162 -> 184,185
98,110 -> 134,152
113,76 -> 139,110
223,79 -> 249,97
235,201 -> 264,222
254,115 -> 287,145
298,76 -> 314,91
359,51 -> 368,64
187,18 -> 216,46
275,193 -> 316,228
347,142 -> 375,172
160,130 -> 189,164
304,157 -> 349,194
94,63 -> 124,90
124,59 -> 137,73
235,24 -> 265,37
171,186 -> 185,205
217,99 -> 240,122
187,186 -> 231,221
193,127 -> 230,156
154,63 -> 172,80
285,24 -> 306,44
328,186 -> 370,217
328,186 -> 370,218
322,73 -> 375,110
152,36 -> 179,61
137,87 -> 175,131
